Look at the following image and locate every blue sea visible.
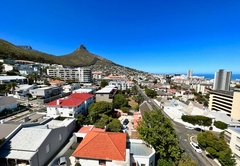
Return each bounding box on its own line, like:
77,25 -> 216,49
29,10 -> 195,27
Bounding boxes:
194,74 -> 240,80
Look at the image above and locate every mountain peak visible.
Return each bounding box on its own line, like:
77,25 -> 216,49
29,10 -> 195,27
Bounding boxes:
76,44 -> 88,51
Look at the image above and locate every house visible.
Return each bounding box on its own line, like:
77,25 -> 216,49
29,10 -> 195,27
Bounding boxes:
71,131 -> 155,166
29,86 -> 62,98
72,87 -> 96,94
46,93 -> 94,118
0,118 -> 76,166
109,80 -> 134,90
62,83 -> 81,93
95,85 -> 117,102
49,79 -> 66,87
0,96 -> 18,113
14,84 -> 37,96
0,76 -> 28,84
92,71 -> 102,79
72,131 -> 128,166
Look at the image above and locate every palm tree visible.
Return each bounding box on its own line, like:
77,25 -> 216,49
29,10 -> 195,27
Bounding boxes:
5,82 -> 19,95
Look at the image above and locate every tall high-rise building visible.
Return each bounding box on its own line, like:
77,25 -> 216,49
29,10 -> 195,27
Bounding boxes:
213,69 -> 232,91
187,70 -> 192,78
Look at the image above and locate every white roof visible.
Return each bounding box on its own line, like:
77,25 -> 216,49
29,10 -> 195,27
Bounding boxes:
73,89 -> 92,93
15,84 -> 36,90
96,85 -> 116,93
0,76 -> 26,80
0,150 -> 36,160
4,128 -> 51,151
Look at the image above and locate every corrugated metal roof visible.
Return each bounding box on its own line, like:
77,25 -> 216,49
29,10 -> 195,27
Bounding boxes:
3,128 -> 51,151
0,150 -> 36,160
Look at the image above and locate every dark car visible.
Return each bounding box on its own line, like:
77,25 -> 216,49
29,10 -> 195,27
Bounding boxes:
123,119 -> 129,125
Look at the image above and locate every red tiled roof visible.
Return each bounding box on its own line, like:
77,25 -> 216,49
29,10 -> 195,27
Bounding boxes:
77,126 -> 105,133
46,93 -> 93,107
72,131 -> 126,161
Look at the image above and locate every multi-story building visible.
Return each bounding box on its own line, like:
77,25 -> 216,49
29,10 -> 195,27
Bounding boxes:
109,80 -> 134,90
209,90 -> 240,120
187,70 -> 192,78
213,69 -> 232,91
224,127 -> 240,165
95,85 -> 117,102
47,67 -> 92,83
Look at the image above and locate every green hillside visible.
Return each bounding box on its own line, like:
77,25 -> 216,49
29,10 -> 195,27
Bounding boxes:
0,39 -> 116,67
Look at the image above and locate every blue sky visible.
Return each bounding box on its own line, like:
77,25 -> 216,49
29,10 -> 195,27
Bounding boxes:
1,0 -> 240,74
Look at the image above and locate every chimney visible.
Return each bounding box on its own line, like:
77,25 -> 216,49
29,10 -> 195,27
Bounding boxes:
57,99 -> 60,105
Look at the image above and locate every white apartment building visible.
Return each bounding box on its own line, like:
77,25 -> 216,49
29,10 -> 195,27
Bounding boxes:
47,67 -> 92,83
109,80 -> 134,90
224,127 -> 240,165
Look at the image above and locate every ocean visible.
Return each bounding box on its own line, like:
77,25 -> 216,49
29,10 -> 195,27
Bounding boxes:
194,74 -> 240,80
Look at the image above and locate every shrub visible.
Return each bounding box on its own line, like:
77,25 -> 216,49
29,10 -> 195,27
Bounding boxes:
214,121 -> 228,130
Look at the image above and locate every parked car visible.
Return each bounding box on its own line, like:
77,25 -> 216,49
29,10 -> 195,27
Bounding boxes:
58,156 -> 67,166
123,119 -> 129,125
190,142 -> 202,153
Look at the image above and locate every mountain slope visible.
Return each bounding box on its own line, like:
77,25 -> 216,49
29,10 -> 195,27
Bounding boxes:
0,39 -> 118,67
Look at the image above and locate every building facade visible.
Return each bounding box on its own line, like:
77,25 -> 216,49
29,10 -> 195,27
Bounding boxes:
209,90 -> 240,120
213,69 -> 232,91
47,67 -> 92,83
224,127 -> 240,166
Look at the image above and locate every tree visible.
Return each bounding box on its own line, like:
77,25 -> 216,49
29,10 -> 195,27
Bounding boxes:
197,131 -> 236,166
145,88 -> 157,98
214,121 -> 228,130
137,109 -> 181,163
106,119 -> 122,132
178,153 -> 198,166
100,80 -> 108,88
133,93 -> 144,105
113,94 -> 128,109
5,82 -> 19,95
94,114 -> 112,129
76,114 -> 90,126
88,101 -> 113,123
131,85 -> 138,95
181,115 -> 212,126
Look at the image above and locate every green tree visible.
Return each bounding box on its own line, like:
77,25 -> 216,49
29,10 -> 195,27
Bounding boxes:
218,149 -> 236,166
106,119 -> 122,132
94,114 -> 112,129
133,93 -> 144,105
131,85 -> 138,95
178,153 -> 198,166
100,80 -> 108,88
5,82 -> 19,95
88,101 -> 113,123
113,94 -> 128,109
181,115 -> 212,126
137,109 -> 181,162
76,114 -> 90,126
214,121 -> 228,130
145,88 -> 157,98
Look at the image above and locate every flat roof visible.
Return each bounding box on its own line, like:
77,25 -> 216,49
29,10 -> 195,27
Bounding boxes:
128,142 -> 153,156
0,123 -> 20,138
0,76 -> 26,80
0,150 -> 36,160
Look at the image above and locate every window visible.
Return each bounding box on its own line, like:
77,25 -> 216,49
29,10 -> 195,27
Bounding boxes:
235,153 -> 240,160
132,163 -> 136,166
46,144 -> 50,153
236,145 -> 240,151
141,164 -> 145,166
99,160 -> 106,165
69,113 -> 73,116
59,134 -> 62,142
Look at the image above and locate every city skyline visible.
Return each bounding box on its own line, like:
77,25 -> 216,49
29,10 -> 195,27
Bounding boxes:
1,0 -> 240,74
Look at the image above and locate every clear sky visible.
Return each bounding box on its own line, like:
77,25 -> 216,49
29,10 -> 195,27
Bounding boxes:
1,0 -> 240,74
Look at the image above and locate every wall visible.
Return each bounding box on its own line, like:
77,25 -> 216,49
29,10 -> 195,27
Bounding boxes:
231,92 -> 240,120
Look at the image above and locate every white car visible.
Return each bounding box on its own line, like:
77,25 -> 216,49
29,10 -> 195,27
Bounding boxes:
185,126 -> 194,130
190,142 -> 202,153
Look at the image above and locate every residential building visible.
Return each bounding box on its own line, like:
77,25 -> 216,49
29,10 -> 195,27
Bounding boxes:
46,93 -> 94,117
187,70 -> 192,78
109,80 -> 134,90
47,67 -> 92,83
0,118 -> 76,166
2,64 -> 14,72
0,96 -> 18,113
95,85 -> 117,102
224,127 -> 240,166
0,76 -> 28,84
73,87 -> 96,94
14,84 -> 37,96
62,83 -> 81,93
92,71 -> 102,79
213,69 -> 232,91
29,86 -> 62,99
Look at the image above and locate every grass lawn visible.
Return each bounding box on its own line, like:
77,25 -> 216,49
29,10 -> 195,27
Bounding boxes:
128,97 -> 138,108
